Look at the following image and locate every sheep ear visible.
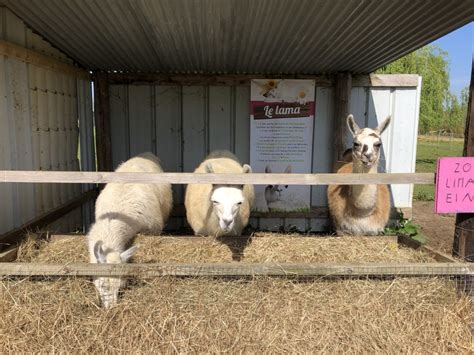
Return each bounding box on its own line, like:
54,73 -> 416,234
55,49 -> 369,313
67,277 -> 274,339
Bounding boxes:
265,165 -> 272,173
205,163 -> 214,174
285,165 -> 292,173
347,115 -> 360,136
93,241 -> 107,264
375,116 -> 391,135
120,245 -> 138,262
242,164 -> 252,173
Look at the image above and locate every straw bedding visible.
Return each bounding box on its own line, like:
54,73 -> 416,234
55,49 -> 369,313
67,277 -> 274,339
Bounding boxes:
0,234 -> 472,353
16,233 -> 433,264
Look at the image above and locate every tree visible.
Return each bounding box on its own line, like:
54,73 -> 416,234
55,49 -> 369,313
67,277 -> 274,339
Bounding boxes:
376,45 -> 453,134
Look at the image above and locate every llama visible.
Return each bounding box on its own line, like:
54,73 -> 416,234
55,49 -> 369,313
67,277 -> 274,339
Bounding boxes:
264,165 -> 290,210
87,152 -> 173,308
327,115 -> 391,236
185,150 -> 254,237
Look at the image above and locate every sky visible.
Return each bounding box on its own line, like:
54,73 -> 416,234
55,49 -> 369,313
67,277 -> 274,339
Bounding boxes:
430,22 -> 472,99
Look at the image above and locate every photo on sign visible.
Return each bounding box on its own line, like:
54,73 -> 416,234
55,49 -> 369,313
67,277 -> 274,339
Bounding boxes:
250,79 -> 315,212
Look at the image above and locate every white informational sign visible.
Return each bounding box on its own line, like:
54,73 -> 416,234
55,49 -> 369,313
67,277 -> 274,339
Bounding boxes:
250,79 -> 315,212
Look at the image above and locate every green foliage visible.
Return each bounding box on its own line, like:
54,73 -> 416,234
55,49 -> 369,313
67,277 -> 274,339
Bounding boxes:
385,213 -> 425,244
376,45 -> 468,135
414,138 -> 464,200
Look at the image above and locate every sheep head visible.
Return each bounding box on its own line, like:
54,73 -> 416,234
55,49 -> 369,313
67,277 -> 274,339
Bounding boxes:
93,241 -> 137,309
206,162 -> 252,234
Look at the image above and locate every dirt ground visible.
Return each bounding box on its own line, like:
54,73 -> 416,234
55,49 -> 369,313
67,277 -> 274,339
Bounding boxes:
412,200 -> 456,254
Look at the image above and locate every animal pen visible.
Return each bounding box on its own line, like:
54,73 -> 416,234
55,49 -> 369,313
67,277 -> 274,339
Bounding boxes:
0,1 -> 473,352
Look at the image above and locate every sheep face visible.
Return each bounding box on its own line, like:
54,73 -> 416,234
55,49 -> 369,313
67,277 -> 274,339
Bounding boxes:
210,185 -> 245,233
93,241 -> 137,309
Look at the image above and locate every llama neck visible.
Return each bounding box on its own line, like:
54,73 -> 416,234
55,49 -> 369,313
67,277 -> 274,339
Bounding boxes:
350,160 -> 378,212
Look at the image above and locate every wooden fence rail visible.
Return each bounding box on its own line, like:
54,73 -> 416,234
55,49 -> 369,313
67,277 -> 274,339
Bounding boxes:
0,171 -> 435,185
0,262 -> 471,278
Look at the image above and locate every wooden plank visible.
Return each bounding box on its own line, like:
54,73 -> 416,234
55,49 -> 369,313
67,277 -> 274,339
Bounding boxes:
0,189 -> 98,251
352,74 -> 419,88
208,86 -> 232,151
93,72 -> 113,172
108,72 -> 335,87
0,40 -> 89,79
109,85 -> 129,167
182,86 -> 207,171
0,262 -> 471,278
333,73 -> 352,163
0,171 -> 435,185
453,60 -> 474,262
128,85 -> 153,156
0,245 -> 18,262
397,234 -> 461,263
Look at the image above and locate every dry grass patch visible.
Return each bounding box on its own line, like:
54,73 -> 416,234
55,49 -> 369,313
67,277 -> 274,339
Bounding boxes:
0,277 -> 471,353
16,233 -> 434,264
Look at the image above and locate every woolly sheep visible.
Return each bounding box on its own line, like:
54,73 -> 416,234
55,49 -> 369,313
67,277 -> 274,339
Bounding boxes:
87,152 -> 173,308
185,150 -> 254,237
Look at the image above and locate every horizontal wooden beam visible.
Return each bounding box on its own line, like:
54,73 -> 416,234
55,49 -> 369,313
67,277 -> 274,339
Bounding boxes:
0,40 -> 90,80
0,171 -> 435,185
0,262 -> 471,278
0,189 -> 98,251
397,234 -> 461,263
107,73 -> 418,88
0,246 -> 18,262
352,74 -> 419,87
107,72 -> 335,87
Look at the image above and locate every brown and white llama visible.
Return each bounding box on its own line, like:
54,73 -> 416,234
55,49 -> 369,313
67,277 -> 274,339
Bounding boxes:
327,114 -> 391,235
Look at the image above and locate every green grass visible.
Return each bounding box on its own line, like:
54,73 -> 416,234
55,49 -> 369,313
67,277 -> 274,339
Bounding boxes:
414,138 -> 464,201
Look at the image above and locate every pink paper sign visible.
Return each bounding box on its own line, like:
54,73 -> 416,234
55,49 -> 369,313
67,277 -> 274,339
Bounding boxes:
435,157 -> 474,213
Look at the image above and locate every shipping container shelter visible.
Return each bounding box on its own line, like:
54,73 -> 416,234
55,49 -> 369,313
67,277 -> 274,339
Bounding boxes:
0,0 -> 472,237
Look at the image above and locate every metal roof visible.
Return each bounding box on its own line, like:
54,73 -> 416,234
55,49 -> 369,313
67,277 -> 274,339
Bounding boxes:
2,0 -> 473,74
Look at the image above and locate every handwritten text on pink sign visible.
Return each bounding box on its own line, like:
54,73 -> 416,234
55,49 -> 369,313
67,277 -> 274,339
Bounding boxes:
435,157 -> 474,213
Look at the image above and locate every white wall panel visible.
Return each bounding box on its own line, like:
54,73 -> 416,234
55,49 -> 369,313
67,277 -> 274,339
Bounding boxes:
129,85 -> 154,156
182,86 -> 207,172
109,80 -> 421,231
0,56 -> 15,233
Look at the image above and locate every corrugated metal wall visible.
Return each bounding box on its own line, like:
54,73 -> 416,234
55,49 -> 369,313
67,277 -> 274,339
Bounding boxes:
0,8 -> 94,234
109,80 -> 421,231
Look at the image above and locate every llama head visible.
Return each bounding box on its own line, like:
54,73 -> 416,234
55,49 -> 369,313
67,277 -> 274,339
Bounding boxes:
347,114 -> 391,169
206,162 -> 252,233
93,241 -> 137,309
264,165 -> 291,203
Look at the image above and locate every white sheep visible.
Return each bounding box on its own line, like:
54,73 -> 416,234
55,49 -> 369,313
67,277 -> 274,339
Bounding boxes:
87,152 -> 173,308
185,150 -> 254,237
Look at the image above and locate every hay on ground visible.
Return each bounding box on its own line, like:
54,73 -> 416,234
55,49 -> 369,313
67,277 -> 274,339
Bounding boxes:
0,277 -> 471,353
16,233 -> 434,263
3,233 -> 472,352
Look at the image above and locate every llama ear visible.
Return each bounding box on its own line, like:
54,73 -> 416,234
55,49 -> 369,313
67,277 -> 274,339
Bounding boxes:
347,115 -> 360,136
242,164 -> 252,173
285,165 -> 292,173
376,116 -> 391,134
93,241 -> 107,264
205,163 -> 214,174
120,245 -> 138,263
265,165 -> 272,173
